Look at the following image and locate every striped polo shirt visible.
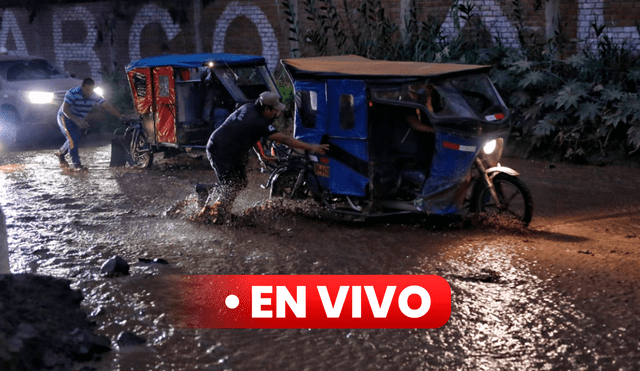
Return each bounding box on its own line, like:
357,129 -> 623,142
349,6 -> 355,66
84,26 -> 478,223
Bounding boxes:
58,86 -> 105,120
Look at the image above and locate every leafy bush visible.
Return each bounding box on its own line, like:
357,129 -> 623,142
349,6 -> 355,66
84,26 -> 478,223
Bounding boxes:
495,24 -> 640,160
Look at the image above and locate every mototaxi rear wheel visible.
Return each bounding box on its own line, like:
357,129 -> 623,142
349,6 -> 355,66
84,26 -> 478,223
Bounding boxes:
471,173 -> 533,226
270,170 -> 308,200
125,130 -> 153,168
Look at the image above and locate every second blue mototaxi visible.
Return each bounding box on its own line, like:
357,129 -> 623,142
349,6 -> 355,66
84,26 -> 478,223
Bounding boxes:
265,55 -> 533,225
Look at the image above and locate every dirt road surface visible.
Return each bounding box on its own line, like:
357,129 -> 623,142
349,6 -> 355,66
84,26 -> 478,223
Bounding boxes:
1,141 -> 639,370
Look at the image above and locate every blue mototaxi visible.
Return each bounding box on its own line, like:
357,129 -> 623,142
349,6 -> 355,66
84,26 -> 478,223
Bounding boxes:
275,55 -> 532,224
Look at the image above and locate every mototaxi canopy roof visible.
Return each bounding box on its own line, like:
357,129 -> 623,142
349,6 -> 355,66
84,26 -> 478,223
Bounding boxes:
125,53 -> 266,72
281,55 -> 491,79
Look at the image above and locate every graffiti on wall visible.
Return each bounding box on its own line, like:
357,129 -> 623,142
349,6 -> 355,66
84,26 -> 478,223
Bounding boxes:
578,0 -> 640,52
0,0 -> 638,82
405,0 -> 640,51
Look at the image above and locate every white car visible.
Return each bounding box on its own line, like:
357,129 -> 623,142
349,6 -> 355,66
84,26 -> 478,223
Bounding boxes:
0,53 -> 82,148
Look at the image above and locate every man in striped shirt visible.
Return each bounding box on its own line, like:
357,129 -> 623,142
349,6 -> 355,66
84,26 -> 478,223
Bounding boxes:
55,78 -> 124,170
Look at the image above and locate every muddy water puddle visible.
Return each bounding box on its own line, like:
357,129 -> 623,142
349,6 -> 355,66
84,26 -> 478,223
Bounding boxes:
1,143 -> 639,370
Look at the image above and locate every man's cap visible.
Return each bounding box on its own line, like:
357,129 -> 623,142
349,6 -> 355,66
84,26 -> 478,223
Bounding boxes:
258,91 -> 286,111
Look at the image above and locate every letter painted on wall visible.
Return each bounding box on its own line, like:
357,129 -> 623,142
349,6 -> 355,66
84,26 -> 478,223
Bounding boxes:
0,10 -> 28,56
53,6 -> 102,79
212,1 -> 280,72
129,4 -> 181,62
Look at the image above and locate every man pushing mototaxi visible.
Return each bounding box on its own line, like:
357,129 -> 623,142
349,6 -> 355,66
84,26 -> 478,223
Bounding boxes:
55,78 -> 125,171
197,91 -> 329,223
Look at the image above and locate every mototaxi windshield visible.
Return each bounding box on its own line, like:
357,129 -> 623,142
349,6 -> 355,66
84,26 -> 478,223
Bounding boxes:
372,74 -> 507,123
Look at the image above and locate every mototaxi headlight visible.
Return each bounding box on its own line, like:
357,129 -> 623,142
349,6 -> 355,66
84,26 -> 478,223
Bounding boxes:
483,139 -> 497,154
482,138 -> 504,168
27,91 -> 54,104
93,87 -> 104,97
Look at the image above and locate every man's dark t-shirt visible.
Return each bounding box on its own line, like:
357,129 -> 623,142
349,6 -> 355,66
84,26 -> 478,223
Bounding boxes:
206,103 -> 278,167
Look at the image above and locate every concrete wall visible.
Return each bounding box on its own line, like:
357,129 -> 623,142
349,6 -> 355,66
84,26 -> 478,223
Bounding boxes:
0,0 -> 638,83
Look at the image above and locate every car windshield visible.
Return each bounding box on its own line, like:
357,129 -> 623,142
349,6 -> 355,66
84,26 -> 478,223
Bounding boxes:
0,59 -> 67,81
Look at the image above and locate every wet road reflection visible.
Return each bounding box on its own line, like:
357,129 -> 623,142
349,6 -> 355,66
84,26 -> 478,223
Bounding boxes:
1,143 -> 639,370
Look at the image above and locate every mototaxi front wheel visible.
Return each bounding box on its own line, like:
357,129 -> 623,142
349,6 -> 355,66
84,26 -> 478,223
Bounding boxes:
471,173 -> 533,226
125,130 -> 153,168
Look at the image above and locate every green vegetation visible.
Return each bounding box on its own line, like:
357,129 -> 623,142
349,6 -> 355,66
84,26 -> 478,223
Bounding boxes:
491,24 -> 640,162
282,0 -> 640,163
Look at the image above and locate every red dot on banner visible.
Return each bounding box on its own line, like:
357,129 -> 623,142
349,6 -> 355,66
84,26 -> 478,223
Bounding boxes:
225,295 -> 239,309
407,294 -> 423,310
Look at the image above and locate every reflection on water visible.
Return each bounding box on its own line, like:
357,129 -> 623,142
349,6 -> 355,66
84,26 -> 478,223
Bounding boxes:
1,144 -> 639,370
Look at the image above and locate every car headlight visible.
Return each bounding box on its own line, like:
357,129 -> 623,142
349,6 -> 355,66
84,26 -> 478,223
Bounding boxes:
93,87 -> 104,97
27,91 -> 54,104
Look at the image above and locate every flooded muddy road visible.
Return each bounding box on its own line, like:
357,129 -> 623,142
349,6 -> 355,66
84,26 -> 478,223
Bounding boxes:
1,141 -> 640,370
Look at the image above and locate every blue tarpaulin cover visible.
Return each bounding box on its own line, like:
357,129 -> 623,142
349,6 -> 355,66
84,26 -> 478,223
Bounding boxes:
126,53 -> 265,71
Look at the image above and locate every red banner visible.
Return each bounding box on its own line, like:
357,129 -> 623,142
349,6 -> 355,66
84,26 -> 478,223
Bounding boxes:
169,275 -> 451,329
